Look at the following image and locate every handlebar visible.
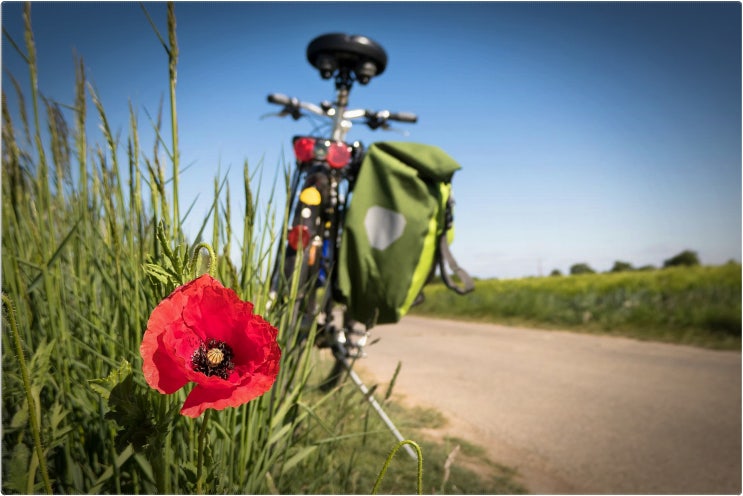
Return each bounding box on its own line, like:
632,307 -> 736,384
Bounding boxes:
363,109 -> 417,130
267,92 -> 417,128
389,112 -> 418,123
267,93 -> 325,120
267,93 -> 291,105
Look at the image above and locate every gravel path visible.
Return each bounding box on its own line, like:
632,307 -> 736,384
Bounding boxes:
358,316 -> 741,494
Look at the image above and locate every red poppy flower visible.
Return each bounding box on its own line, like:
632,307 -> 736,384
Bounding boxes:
140,274 -> 281,417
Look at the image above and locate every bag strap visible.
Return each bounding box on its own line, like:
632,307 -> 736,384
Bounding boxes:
438,197 -> 475,295
438,236 -> 475,295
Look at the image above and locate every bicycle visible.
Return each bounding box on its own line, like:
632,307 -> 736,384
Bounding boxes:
265,33 -> 417,389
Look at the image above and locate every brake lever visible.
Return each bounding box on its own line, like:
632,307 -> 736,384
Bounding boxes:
287,107 -> 304,120
259,111 -> 289,120
380,124 -> 410,137
259,111 -> 284,120
259,109 -> 304,121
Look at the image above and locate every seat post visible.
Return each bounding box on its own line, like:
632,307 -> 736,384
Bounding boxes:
331,70 -> 352,142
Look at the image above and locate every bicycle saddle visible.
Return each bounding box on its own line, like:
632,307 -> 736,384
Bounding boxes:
307,33 -> 388,85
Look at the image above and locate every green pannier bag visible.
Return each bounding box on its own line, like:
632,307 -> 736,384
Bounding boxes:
338,141 -> 474,326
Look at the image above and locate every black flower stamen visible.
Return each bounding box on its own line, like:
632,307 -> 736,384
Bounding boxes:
192,338 -> 235,379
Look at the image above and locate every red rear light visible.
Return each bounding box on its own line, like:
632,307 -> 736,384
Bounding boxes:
293,137 -> 316,162
288,225 -> 310,250
327,141 -> 351,169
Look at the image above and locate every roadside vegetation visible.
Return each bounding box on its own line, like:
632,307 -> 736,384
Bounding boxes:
2,4 -> 520,494
414,262 -> 741,350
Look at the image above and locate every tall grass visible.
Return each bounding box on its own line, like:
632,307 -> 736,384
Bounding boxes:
414,264 -> 741,349
0,4 -> 329,493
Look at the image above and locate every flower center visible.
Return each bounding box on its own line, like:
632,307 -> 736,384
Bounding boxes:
206,348 -> 224,366
192,338 -> 235,379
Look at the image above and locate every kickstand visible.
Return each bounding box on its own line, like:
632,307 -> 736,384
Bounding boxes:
340,359 -> 418,460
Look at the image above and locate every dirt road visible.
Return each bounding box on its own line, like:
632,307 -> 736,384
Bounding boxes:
358,316 -> 741,494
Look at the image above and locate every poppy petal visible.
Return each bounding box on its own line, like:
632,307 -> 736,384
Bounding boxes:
141,330 -> 190,393
227,319 -> 271,369
180,366 -> 280,417
182,282 -> 254,344
180,381 -> 247,418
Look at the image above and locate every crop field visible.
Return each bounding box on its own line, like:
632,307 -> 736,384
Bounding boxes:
413,264 -> 742,350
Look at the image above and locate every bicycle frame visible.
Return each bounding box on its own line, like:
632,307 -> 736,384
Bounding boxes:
266,33 -> 417,380
263,32 -> 421,459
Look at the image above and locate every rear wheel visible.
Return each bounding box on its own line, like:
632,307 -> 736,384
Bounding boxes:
271,169 -> 362,389
319,311 -> 372,390
320,357 -> 347,391
276,174 -> 326,346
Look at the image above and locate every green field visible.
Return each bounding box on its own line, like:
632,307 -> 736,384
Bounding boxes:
412,264 -> 742,350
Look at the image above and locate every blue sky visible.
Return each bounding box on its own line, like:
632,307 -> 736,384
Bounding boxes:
2,1 -> 740,279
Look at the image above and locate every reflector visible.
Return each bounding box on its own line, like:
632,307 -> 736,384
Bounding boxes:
293,137 -> 316,162
327,141 -> 351,168
299,186 -> 322,206
288,225 -> 310,250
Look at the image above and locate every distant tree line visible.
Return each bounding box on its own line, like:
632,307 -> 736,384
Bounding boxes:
551,249 -> 705,276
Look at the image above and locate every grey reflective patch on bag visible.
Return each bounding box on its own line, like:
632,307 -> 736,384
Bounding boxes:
364,206 -> 406,250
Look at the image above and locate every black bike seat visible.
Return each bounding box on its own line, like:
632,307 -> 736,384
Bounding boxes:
307,33 -> 387,83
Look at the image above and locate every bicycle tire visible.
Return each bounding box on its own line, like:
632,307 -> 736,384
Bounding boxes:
271,165 -> 361,390
273,170 -> 331,348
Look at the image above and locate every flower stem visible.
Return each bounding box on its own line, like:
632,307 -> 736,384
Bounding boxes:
149,395 -> 171,494
372,439 -> 423,495
2,294 -> 53,495
196,408 -> 211,494
151,443 -> 167,494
